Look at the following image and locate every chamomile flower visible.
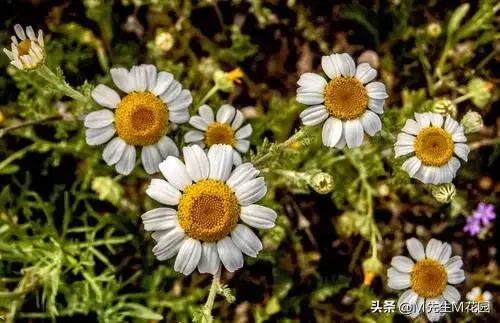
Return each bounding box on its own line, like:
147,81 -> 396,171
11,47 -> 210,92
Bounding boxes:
466,287 -> 492,303
388,238 -> 465,322
296,53 -> 388,148
185,104 -> 252,165
3,24 -> 45,70
85,64 -> 192,175
142,144 -> 276,275
395,113 -> 469,184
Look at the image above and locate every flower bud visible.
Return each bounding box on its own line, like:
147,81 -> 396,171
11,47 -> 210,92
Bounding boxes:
426,22 -> 442,38
308,172 -> 334,194
91,176 -> 124,206
431,183 -> 456,204
461,111 -> 483,134
362,258 -> 383,286
431,98 -> 457,117
467,77 -> 492,108
214,68 -> 244,92
154,30 -> 174,52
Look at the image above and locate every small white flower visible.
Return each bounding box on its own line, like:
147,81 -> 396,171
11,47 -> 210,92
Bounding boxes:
387,238 -> 465,322
466,287 -> 492,302
85,64 -> 192,175
395,112 -> 469,184
185,104 -> 252,165
142,144 -> 277,275
296,53 -> 388,148
3,24 -> 45,70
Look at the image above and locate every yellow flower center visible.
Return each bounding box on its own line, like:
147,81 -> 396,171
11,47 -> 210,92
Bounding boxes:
204,122 -> 236,147
410,259 -> 447,298
17,39 -> 32,56
324,77 -> 368,120
414,127 -> 454,166
474,295 -> 484,302
114,91 -> 168,146
178,179 -> 240,242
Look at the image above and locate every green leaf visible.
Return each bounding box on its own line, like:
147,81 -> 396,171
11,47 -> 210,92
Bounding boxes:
447,4 -> 470,38
122,303 -> 163,320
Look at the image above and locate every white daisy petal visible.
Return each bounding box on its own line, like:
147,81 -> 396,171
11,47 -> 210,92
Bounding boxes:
189,116 -> 209,131
426,297 -> 445,322
183,145 -> 210,182
360,110 -> 382,136
345,119 -> 364,148
84,109 -> 115,128
368,98 -> 385,114
234,139 -> 250,153
401,119 -> 421,135
391,256 -> 414,273
387,268 -> 411,290
146,178 -> 181,206
235,124 -> 252,140
365,82 -> 388,100
232,150 -> 242,166
110,67 -> 133,93
207,144 -> 233,181
231,110 -> 245,130
141,207 -> 178,231
198,105 -> 215,124
297,72 -> 327,89
170,110 -> 193,125
102,137 -> 127,166
91,84 -> 121,109
26,26 -> 36,40
437,242 -> 452,264
168,89 -> 192,111
454,143 -> 470,161
430,113 -> 444,127
131,65 -> 147,91
216,104 -> 236,123
355,62 -> 377,84
174,238 -> 202,275
335,134 -> 347,148
115,145 -> 136,175
452,127 -> 467,142
142,64 -> 157,91
185,130 -> 205,143
402,156 -> 422,177
85,125 -> 115,146
415,113 -> 431,128
217,237 -> 244,272
321,117 -> 342,147
198,242 -> 220,275
226,163 -> 259,190
152,226 -> 185,260
234,177 -> 267,206
321,55 -> 341,79
406,238 -> 426,261
152,71 -> 174,96
240,204 -> 277,229
394,145 -> 415,157
14,24 -> 26,40
448,270 -> 465,284
483,291 -> 492,301
160,80 -> 182,104
425,239 -> 443,260
397,290 -> 418,315
296,92 -> 325,105
231,224 -> 263,257
443,285 -> 461,304
339,53 -> 356,76
300,105 -> 329,126
159,156 -> 192,191
444,115 -> 459,134
3,49 -> 14,60
409,297 -> 425,319
156,136 -> 179,159
445,256 -> 463,274
141,145 -> 163,174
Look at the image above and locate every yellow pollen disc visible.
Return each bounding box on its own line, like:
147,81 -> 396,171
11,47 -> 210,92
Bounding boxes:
204,122 -> 236,147
114,91 -> 168,146
414,127 -> 454,166
17,39 -> 32,56
324,77 -> 368,120
178,179 -> 240,242
410,259 -> 447,298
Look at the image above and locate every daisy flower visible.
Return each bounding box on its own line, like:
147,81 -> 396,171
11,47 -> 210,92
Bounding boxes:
296,53 -> 388,148
3,24 -> 45,70
142,144 -> 277,275
466,287 -> 492,303
395,113 -> 469,184
85,64 -> 192,175
185,104 -> 252,165
388,238 -> 465,322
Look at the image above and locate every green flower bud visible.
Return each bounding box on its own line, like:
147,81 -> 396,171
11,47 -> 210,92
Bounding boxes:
426,22 -> 442,38
362,257 -> 383,275
431,183 -> 456,204
431,98 -> 457,117
91,177 -> 124,206
337,211 -> 358,238
467,78 -> 492,108
461,111 -> 483,134
213,68 -> 244,92
308,172 -> 334,194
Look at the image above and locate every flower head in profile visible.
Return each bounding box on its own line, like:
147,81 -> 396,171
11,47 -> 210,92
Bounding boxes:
3,24 -> 45,70
142,144 -> 276,275
395,113 -> 469,184
85,64 -> 192,175
296,53 -> 388,148
388,238 -> 465,322
185,104 -> 251,165
466,287 -> 492,303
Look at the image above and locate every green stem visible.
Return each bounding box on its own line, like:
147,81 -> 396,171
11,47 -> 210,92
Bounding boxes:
452,93 -> 473,104
198,84 -> 220,106
36,65 -> 90,104
0,115 -> 62,137
203,268 -> 221,323
435,38 -> 452,78
253,127 -> 309,167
